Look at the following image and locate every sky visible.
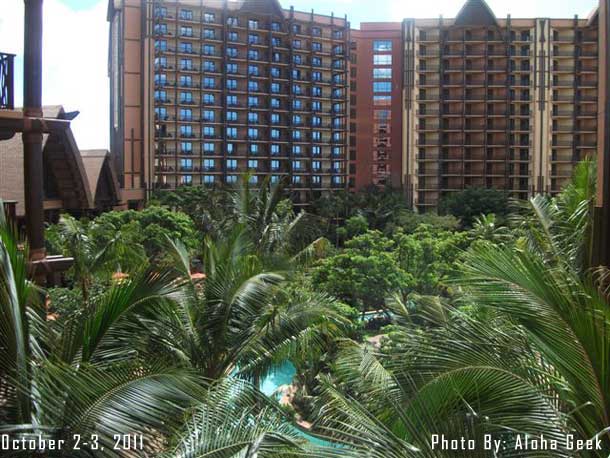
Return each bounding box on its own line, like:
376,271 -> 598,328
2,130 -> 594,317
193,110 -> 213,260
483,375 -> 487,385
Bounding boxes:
0,0 -> 600,150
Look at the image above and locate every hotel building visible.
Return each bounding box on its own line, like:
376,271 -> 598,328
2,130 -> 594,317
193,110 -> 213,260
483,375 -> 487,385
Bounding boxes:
401,0 -> 600,210
107,0 -> 350,207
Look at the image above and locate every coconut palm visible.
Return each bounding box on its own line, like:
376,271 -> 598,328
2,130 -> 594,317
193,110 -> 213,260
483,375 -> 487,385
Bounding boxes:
310,161 -> 610,457
0,203 -> 204,457
142,229 -> 349,382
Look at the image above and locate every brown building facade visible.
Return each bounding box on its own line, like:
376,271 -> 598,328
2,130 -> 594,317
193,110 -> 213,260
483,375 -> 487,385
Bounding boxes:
402,0 -> 600,210
107,0 -> 350,206
350,23 -> 404,190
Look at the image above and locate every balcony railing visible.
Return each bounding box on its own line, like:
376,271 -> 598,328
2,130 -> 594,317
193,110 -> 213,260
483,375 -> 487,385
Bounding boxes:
0,52 -> 15,110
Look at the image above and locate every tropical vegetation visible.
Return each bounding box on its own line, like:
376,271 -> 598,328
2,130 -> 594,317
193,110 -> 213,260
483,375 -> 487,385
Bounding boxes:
1,164 -> 608,457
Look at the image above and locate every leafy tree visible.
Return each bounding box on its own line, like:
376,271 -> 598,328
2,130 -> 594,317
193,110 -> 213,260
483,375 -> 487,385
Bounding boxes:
312,231 -> 413,312
438,187 -> 510,228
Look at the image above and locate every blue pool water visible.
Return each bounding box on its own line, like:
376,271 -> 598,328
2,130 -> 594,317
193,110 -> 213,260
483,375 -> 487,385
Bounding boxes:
260,361 -> 335,447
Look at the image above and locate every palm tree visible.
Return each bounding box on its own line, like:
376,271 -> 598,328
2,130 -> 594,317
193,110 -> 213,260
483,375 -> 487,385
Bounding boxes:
49,214 -> 146,304
309,161 -> 610,457
143,230 -> 350,382
0,202 -> 203,457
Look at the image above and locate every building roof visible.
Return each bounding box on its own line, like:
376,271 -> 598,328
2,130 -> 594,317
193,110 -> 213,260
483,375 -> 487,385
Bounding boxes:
0,107 -> 120,216
454,0 -> 498,27
80,149 -> 122,207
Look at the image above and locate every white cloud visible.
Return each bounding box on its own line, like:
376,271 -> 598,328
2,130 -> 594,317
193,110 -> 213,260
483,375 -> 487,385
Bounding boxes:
0,0 -> 109,150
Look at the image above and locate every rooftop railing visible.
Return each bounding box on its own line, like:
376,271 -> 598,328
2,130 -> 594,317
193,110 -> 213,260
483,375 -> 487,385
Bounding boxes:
0,52 -> 15,110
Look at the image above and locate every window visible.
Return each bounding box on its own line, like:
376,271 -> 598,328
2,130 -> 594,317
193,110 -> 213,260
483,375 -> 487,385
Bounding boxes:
373,68 -> 392,79
248,81 -> 259,91
181,142 -> 192,153
226,63 -> 238,73
373,95 -> 392,105
203,29 -> 215,39
180,26 -> 193,37
248,19 -> 259,30
292,145 -> 302,155
179,42 -> 193,53
180,158 -> 193,170
248,65 -> 259,76
272,52 -> 282,62
154,56 -> 167,69
228,31 -> 238,42
227,175 -> 238,184
227,143 -> 234,154
203,77 -> 215,88
203,159 -> 215,170
248,34 -> 260,45
271,160 -> 280,170
248,128 -> 258,139
292,130 -> 302,140
203,44 -> 216,56
202,110 -> 214,121
312,87 -> 322,97
226,111 -> 237,121
293,84 -> 302,95
292,100 -> 302,110
312,175 -> 321,185
248,50 -> 260,60
272,37 -> 281,47
293,39 -> 302,49
203,93 -> 215,104
181,175 -> 193,185
271,22 -> 281,32
204,175 -> 215,184
292,176 -> 302,184
250,144 -> 259,154
180,108 -> 192,121
292,69 -> 301,79
227,47 -> 238,57
154,40 -> 167,51
271,113 -> 280,124
155,89 -> 167,102
292,24 -> 301,34
179,75 -> 192,87
312,42 -> 322,52
312,161 -> 321,170
312,101 -> 321,111
249,175 -> 259,185
312,116 -> 321,126
312,146 -> 321,155
312,57 -> 322,67
248,112 -> 259,123
154,6 -> 167,18
155,107 -> 167,120
248,159 -> 259,169
373,40 -> 392,51
154,23 -> 167,35
292,160 -> 302,170
293,55 -> 303,65
227,95 -> 237,106
204,12 -> 215,23
271,67 -> 281,78
312,131 -> 321,141
203,61 -> 216,72
332,30 -> 343,39
226,79 -> 237,90
180,58 -> 193,71
312,27 -> 321,37
373,54 -> 392,65
226,159 -> 237,170
203,143 -> 215,154
271,98 -> 280,108
271,144 -> 280,155
271,83 -> 280,93
373,82 -> 392,92
271,129 -> 280,139
227,16 -> 239,26
226,127 -> 237,139
271,175 -> 280,184
203,126 -> 215,138
180,125 -> 193,137
248,96 -> 259,108
312,71 -> 322,82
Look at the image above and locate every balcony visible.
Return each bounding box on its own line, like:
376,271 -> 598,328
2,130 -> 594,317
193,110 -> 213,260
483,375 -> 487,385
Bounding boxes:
0,52 -> 15,109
